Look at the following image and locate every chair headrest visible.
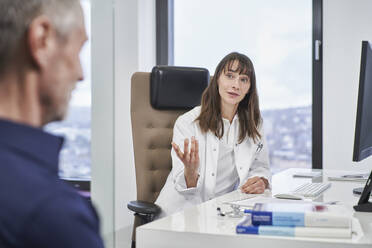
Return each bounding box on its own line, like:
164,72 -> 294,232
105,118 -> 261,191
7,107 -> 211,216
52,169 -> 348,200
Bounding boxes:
150,66 -> 210,110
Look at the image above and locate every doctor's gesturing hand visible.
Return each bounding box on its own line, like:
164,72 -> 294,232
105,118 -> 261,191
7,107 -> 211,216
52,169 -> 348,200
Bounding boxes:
171,136 -> 200,188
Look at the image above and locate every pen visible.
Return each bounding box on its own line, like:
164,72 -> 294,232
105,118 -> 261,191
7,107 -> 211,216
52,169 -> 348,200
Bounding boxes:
256,143 -> 263,153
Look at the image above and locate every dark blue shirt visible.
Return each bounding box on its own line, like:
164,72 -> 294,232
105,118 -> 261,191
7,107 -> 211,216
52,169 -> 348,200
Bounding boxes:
0,119 -> 104,248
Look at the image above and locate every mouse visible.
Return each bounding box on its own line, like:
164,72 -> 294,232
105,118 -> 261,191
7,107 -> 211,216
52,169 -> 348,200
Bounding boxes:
273,193 -> 304,200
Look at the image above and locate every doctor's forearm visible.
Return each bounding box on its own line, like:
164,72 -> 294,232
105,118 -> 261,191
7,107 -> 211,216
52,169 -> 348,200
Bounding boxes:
184,171 -> 199,188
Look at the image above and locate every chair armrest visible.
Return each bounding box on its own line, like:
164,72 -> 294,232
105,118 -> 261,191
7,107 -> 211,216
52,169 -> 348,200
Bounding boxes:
127,200 -> 161,215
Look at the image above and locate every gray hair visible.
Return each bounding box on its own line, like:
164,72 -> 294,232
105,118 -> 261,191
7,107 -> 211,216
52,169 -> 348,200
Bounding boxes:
0,0 -> 82,73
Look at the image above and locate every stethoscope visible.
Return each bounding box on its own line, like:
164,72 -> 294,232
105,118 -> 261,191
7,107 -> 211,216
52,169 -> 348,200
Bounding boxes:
217,203 -> 251,218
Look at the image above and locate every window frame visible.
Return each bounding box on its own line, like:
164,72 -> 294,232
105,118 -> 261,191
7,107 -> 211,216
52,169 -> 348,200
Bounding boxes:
156,0 -> 323,169
312,0 -> 323,169
156,0 -> 174,65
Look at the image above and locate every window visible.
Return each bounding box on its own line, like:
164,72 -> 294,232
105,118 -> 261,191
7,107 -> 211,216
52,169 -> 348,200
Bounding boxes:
158,0 -> 322,173
44,0 -> 91,180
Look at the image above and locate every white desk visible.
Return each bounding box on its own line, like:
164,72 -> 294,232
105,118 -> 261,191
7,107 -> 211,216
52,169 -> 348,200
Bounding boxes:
137,168 -> 372,248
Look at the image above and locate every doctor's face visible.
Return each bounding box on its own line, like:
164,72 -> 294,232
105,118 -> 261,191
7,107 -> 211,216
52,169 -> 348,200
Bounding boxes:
218,60 -> 251,109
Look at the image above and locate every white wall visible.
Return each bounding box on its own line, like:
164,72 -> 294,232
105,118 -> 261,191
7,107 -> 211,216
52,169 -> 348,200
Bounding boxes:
114,0 -> 156,246
113,0 -> 137,246
91,0 -> 156,247
323,0 -> 372,171
91,0 -> 115,246
138,0 -> 157,72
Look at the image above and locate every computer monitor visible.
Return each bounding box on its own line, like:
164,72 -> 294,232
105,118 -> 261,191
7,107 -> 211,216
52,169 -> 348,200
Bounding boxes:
352,41 -> 372,212
353,41 -> 372,162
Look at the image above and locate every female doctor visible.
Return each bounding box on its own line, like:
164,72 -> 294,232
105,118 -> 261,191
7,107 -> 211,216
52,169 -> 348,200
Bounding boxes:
155,52 -> 271,217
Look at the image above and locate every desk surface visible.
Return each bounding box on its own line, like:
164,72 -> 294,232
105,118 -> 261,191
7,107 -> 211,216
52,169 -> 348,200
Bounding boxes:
137,168 -> 372,248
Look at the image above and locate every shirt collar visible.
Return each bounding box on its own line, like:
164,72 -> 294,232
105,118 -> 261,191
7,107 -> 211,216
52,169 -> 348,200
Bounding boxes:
222,114 -> 239,124
0,118 -> 64,174
232,114 -> 239,123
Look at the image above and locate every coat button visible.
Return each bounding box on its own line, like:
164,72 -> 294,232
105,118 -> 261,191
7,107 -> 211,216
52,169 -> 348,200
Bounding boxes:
240,167 -> 242,170
212,173 -> 215,176
213,148 -> 216,151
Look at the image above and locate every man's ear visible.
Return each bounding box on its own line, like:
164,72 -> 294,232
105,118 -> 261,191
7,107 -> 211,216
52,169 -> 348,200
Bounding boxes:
27,16 -> 56,69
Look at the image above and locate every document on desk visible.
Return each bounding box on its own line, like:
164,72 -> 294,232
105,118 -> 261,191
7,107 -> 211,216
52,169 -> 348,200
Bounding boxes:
292,171 -> 322,178
328,172 -> 369,182
226,195 -> 308,207
220,190 -> 259,203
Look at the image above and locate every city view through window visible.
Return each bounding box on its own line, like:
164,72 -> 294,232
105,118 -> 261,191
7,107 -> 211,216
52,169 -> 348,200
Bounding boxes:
174,0 -> 313,173
44,0 -> 91,179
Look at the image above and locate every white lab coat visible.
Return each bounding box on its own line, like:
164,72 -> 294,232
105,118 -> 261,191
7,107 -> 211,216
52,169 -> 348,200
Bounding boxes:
155,106 -> 271,217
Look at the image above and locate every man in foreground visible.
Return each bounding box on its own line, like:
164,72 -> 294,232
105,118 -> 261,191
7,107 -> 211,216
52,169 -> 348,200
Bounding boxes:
0,0 -> 104,247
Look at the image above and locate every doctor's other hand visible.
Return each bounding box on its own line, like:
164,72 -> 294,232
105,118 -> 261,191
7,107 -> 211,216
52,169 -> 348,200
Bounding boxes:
171,136 -> 200,188
240,176 -> 268,194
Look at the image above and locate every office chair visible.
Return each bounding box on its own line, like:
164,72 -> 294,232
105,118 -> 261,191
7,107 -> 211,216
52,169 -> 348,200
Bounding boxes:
127,66 -> 209,247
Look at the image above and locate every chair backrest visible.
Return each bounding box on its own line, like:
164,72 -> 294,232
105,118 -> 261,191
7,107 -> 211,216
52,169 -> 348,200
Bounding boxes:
130,66 -> 209,246
130,66 -> 209,203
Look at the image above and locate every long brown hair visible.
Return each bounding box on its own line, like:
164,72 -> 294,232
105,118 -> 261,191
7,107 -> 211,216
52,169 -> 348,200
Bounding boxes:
196,52 -> 262,143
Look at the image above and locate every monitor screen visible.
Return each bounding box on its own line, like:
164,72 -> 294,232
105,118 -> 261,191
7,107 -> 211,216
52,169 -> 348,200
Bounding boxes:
353,41 -> 372,162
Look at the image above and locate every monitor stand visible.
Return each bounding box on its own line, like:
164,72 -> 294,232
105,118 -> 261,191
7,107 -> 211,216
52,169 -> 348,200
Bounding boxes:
353,170 -> 372,212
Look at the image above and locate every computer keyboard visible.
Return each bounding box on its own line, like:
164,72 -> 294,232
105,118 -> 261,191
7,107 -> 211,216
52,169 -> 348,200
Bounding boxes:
292,182 -> 332,197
